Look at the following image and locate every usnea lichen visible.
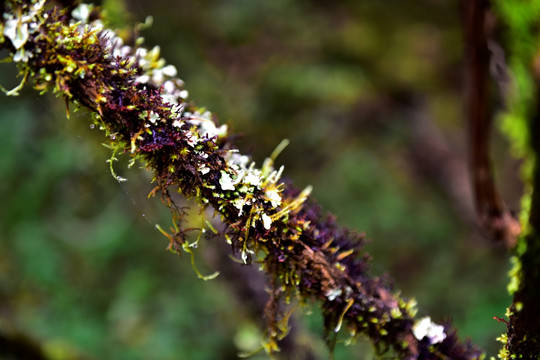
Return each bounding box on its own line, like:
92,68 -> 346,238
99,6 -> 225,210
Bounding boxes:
1,1 -> 484,359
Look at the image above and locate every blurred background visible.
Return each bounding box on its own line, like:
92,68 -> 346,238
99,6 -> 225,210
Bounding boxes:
0,0 -> 522,358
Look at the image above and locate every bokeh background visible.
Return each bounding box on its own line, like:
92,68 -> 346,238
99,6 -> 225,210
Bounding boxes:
0,0 -> 522,358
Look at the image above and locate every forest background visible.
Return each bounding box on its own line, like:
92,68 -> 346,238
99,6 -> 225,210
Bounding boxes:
0,0 -> 519,358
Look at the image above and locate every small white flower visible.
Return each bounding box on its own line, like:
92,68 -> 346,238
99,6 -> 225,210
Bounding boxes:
120,45 -> 132,57
196,119 -> 227,139
135,47 -> 148,58
100,29 -> 115,44
163,80 -> 175,94
72,4 -> 91,23
162,64 -> 177,77
151,69 -> 165,84
175,78 -> 185,87
179,89 -> 189,99
135,74 -> 149,84
413,317 -> 447,344
91,20 -> 105,31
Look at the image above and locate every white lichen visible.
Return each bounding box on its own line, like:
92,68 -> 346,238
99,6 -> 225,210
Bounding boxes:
265,188 -> 282,207
148,111 -> 160,124
3,19 -> 29,49
3,0 -> 47,62
219,171 -> 236,191
184,130 -> 199,147
243,171 -> 262,187
187,111 -> 228,139
71,4 -> 91,23
198,164 -> 210,175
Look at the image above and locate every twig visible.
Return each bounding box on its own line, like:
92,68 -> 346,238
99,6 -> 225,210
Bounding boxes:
463,0 -> 520,248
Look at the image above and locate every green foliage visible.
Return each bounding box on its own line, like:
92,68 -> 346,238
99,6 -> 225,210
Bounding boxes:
0,99 -> 240,359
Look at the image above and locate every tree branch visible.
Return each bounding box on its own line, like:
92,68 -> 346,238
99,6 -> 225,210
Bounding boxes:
463,0 -> 520,248
0,1 -> 483,358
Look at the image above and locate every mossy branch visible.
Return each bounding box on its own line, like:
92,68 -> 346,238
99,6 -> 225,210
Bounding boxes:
1,1 -> 483,358
492,1 -> 540,358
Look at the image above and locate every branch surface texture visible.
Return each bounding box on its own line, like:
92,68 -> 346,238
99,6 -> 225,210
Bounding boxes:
0,1 -> 483,359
